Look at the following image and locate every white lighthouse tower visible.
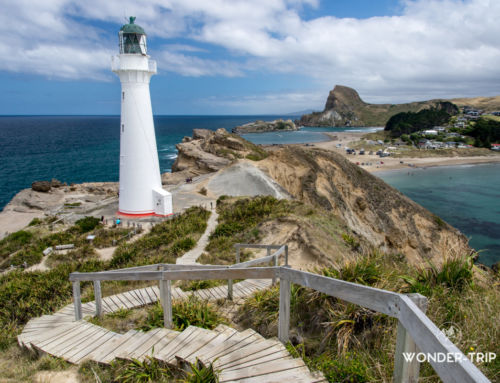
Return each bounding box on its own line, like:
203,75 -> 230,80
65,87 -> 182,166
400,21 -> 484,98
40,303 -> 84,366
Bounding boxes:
112,17 -> 172,217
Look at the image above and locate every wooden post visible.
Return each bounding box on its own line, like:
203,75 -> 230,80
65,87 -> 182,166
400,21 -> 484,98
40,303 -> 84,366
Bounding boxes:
159,267 -> 172,329
72,281 -> 82,321
284,245 -> 289,266
269,248 -> 277,285
393,293 -> 428,383
228,247 -> 240,300
94,280 -> 102,317
278,277 -> 291,343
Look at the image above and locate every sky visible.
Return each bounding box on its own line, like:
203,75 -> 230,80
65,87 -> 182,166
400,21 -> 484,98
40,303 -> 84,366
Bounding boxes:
1,0 -> 499,115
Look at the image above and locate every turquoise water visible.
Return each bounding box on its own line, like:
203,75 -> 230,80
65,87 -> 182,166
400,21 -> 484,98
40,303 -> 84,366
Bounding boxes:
377,164 -> 500,266
240,126 -> 383,145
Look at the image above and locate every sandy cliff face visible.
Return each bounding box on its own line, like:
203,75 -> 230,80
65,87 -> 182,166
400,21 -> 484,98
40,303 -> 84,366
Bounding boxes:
259,147 -> 471,265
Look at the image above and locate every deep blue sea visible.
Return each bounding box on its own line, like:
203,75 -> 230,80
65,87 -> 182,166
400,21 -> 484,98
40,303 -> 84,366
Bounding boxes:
0,116 -> 498,265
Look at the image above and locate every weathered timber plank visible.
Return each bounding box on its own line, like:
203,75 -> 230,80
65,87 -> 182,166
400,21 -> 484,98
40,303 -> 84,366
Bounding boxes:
398,295 -> 490,383
280,268 -> 400,317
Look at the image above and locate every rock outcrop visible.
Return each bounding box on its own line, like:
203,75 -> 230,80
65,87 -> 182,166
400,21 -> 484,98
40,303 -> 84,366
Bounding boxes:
232,119 -> 298,134
259,146 -> 471,265
170,128 -> 268,177
31,181 -> 51,193
298,85 -> 453,127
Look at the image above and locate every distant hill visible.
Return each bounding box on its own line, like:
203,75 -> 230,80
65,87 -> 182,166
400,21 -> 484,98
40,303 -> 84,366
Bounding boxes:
298,85 -> 500,127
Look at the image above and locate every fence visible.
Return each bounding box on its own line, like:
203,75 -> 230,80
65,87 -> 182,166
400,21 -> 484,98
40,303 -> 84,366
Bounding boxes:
69,243 -> 490,383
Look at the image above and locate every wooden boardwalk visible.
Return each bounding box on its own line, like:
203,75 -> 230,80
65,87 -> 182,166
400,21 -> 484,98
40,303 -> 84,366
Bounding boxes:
18,279 -> 326,382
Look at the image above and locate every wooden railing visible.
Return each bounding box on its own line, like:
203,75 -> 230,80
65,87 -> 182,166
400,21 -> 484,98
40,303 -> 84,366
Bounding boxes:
69,244 -> 490,383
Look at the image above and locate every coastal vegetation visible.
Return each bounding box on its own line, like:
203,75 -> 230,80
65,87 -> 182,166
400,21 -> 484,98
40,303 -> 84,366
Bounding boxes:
0,207 -> 211,366
237,251 -> 499,382
384,102 -> 458,137
0,195 -> 498,382
464,117 -> 500,148
78,358 -> 219,383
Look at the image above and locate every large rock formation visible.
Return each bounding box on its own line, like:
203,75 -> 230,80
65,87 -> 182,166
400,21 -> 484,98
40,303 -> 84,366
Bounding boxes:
171,128 -> 268,176
298,85 -> 455,127
232,119 -> 298,134
259,146 -> 471,265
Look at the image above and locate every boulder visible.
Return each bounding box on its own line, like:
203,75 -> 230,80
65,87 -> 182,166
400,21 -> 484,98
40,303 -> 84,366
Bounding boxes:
31,181 -> 51,193
51,178 -> 62,188
192,129 -> 212,140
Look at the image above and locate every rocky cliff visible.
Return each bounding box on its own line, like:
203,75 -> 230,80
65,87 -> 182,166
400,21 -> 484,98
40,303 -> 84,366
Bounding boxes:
170,128 -> 268,177
298,85 -> 454,127
259,146 -> 471,265
232,119 -> 298,134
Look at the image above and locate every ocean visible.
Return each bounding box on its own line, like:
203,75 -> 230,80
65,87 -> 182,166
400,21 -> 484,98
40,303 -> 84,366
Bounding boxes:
377,164 -> 500,266
0,116 -> 498,265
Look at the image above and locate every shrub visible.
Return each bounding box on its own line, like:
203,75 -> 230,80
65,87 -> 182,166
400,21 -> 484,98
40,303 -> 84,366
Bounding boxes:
75,216 -> 101,232
0,230 -> 34,260
321,256 -> 382,287
141,296 -> 225,332
28,218 -> 42,226
9,250 -> 42,268
402,255 -> 474,295
178,279 -> 226,292
341,233 -> 360,251
115,356 -> 171,383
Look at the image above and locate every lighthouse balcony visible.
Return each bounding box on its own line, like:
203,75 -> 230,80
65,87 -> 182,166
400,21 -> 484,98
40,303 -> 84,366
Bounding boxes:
112,55 -> 157,74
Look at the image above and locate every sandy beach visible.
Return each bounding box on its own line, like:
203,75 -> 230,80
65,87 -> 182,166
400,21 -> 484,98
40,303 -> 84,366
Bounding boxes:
312,130 -> 500,173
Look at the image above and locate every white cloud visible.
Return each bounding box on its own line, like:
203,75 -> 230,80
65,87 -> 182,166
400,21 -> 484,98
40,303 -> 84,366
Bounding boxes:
1,0 -> 500,105
158,51 -> 243,77
201,90 -> 326,114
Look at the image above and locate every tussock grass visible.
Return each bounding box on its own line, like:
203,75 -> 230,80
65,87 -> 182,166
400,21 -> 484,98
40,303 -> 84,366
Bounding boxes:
141,296 -> 226,332
79,358 -> 219,383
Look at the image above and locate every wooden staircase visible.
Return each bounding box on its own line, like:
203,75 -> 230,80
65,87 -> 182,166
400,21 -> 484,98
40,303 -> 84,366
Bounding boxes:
18,281 -> 326,382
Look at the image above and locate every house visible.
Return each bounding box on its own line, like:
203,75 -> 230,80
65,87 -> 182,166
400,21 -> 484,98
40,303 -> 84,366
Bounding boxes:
423,129 -> 438,135
454,122 -> 466,128
492,144 -> 500,151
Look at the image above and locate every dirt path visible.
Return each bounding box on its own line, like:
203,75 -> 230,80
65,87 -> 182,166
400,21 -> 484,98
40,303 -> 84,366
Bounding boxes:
176,206 -> 218,265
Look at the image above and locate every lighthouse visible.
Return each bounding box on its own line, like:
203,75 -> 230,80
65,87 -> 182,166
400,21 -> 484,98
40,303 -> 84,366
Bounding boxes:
112,17 -> 172,217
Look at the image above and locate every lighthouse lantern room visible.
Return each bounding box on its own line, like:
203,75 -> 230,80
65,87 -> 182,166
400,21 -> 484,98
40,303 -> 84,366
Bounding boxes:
112,17 -> 172,217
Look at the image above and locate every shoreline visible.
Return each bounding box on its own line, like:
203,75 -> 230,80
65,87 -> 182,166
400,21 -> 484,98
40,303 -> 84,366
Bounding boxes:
308,130 -> 500,173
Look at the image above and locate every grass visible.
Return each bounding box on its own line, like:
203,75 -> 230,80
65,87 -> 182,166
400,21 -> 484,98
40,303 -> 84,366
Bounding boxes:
140,296 -> 226,332
110,207 -> 209,269
0,207 -> 211,354
178,279 -> 227,292
199,196 -> 292,264
237,251 -> 499,382
78,358 -> 219,383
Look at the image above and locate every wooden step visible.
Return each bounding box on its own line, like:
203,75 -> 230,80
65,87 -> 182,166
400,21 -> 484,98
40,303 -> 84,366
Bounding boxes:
116,328 -> 164,360
85,330 -> 137,364
214,338 -> 281,369
35,323 -> 105,358
171,328 -> 221,364
67,330 -> 117,364
218,358 -> 307,382
154,326 -> 207,364
18,322 -> 78,350
199,328 -> 265,366
129,328 -> 180,361
222,366 -> 316,383
217,340 -> 288,371
106,331 -> 152,361
183,326 -> 238,365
